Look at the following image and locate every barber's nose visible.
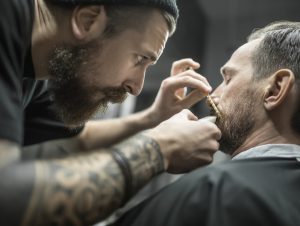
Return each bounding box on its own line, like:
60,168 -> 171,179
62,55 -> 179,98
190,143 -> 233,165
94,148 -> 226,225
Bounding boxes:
124,71 -> 145,96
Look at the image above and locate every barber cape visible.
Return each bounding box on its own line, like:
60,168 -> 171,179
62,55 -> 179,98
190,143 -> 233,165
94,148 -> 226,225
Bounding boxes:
113,144 -> 300,226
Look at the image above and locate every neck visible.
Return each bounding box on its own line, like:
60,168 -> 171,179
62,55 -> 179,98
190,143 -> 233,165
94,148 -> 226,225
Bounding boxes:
32,0 -> 57,79
232,119 -> 300,157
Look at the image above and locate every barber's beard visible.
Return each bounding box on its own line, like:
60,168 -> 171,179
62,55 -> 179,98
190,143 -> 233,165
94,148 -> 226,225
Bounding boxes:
214,89 -> 257,155
47,41 -> 127,127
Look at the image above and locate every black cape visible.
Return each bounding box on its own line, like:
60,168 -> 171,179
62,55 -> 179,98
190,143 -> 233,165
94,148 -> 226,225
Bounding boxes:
115,157 -> 300,226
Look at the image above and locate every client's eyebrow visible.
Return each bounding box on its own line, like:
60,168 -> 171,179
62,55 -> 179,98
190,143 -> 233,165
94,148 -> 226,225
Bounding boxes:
220,66 -> 237,77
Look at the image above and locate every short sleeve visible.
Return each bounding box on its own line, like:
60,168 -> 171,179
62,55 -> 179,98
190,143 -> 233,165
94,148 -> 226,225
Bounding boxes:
0,0 -> 34,144
23,79 -> 84,146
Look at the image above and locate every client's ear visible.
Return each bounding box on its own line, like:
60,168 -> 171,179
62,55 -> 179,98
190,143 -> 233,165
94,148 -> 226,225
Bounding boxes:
71,5 -> 107,42
264,69 -> 295,110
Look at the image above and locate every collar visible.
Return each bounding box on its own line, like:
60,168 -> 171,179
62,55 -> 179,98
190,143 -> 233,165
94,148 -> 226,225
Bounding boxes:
232,144 -> 300,161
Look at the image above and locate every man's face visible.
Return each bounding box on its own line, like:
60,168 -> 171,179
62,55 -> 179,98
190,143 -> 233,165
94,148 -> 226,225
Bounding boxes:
48,10 -> 169,127
211,39 -> 264,155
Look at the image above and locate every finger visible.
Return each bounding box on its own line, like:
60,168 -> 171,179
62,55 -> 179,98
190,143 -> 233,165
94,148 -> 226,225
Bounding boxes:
175,87 -> 187,99
171,58 -> 200,76
187,150 -> 214,166
175,70 -> 211,88
214,129 -> 222,140
204,139 -> 220,152
179,109 -> 198,121
177,89 -> 207,108
198,119 -> 222,140
162,76 -> 212,94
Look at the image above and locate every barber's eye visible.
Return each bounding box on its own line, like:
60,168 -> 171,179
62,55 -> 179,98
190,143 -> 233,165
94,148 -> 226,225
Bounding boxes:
136,55 -> 148,65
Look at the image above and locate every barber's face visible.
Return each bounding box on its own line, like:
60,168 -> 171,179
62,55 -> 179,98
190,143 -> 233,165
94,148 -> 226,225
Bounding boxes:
210,40 -> 263,155
48,10 -> 169,127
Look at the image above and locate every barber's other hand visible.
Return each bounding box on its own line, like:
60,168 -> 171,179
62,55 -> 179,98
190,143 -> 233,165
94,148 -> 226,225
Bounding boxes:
147,58 -> 212,126
146,109 -> 221,174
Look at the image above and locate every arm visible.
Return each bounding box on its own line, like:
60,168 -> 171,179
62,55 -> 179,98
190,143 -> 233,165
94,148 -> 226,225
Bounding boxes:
23,59 -> 212,159
1,134 -> 163,226
22,108 -> 157,159
79,58 -> 213,151
2,109 -> 221,226
2,110 -> 221,226
78,107 -> 158,150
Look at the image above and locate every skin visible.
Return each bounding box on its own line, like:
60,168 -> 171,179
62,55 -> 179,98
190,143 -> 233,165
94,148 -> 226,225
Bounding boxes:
210,38 -> 300,156
0,0 -> 222,225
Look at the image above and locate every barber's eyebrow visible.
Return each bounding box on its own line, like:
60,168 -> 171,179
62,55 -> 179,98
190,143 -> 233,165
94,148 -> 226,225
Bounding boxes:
144,50 -> 158,63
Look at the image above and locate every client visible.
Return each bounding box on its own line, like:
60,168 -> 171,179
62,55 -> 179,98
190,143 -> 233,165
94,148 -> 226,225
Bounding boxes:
114,21 -> 300,226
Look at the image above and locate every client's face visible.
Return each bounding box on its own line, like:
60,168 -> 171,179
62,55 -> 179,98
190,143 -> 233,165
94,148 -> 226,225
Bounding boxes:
210,40 -> 263,155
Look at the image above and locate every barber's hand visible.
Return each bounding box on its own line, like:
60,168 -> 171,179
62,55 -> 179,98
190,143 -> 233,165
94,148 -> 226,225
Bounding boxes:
146,109 -> 221,174
147,58 -> 212,126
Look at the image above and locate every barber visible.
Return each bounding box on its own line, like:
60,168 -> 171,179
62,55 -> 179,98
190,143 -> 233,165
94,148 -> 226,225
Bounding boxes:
0,0 -> 221,225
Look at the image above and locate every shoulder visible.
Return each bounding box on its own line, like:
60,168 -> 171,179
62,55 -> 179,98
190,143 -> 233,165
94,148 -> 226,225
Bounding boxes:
0,0 -> 34,47
171,158 -> 300,225
182,157 -> 297,190
169,157 -> 299,215
117,158 -> 300,226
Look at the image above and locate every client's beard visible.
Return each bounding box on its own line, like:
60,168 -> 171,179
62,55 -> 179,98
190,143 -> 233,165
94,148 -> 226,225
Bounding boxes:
213,90 -> 257,155
47,41 -> 127,127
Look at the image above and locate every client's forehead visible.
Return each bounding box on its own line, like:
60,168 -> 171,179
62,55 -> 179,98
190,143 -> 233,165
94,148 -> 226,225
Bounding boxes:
222,39 -> 262,72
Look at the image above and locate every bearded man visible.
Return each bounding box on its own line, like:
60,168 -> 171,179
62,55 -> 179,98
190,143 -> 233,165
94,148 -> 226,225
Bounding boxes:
114,21 -> 300,226
0,0 -> 222,225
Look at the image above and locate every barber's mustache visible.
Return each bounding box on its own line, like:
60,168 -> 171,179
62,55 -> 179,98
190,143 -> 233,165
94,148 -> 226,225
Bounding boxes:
102,87 -> 128,103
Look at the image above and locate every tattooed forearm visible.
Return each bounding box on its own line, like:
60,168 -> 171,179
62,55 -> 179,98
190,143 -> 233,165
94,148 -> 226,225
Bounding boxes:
114,133 -> 164,193
21,134 -> 164,226
22,152 -> 124,226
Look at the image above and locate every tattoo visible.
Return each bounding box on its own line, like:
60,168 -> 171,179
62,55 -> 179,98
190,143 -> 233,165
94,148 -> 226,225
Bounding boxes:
114,133 -> 164,193
22,153 -> 124,226
21,134 -> 163,226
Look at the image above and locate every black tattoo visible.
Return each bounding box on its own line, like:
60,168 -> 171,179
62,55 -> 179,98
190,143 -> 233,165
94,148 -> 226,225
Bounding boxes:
114,133 -> 164,193
21,134 -> 163,226
22,152 -> 124,226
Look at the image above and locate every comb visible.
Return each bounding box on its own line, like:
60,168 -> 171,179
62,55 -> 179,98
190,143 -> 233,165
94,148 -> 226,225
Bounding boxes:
206,94 -> 223,121
185,67 -> 223,120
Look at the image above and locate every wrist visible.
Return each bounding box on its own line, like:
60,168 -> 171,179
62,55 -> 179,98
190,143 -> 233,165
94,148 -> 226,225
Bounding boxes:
143,129 -> 170,170
112,133 -> 165,199
141,105 -> 161,128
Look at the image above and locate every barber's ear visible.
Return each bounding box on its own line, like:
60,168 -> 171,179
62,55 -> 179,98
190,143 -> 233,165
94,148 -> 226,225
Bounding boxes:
264,69 -> 295,110
71,5 -> 107,41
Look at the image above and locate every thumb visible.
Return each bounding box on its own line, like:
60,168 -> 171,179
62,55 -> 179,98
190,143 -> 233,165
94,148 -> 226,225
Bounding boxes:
179,109 -> 198,121
198,116 -> 217,123
179,89 -> 207,108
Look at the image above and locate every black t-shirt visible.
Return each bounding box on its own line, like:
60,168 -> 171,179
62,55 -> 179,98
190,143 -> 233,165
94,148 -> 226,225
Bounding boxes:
116,158 -> 300,226
0,0 -> 82,146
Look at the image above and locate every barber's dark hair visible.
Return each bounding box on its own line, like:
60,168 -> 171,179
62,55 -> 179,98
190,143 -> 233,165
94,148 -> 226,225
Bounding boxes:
248,21 -> 300,134
102,5 -> 176,38
45,1 -> 176,37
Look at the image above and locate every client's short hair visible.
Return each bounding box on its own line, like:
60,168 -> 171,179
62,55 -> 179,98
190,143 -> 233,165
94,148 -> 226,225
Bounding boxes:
248,21 -> 300,134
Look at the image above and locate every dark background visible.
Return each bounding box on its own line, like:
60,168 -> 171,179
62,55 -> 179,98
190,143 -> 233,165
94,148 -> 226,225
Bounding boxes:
135,0 -> 300,116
